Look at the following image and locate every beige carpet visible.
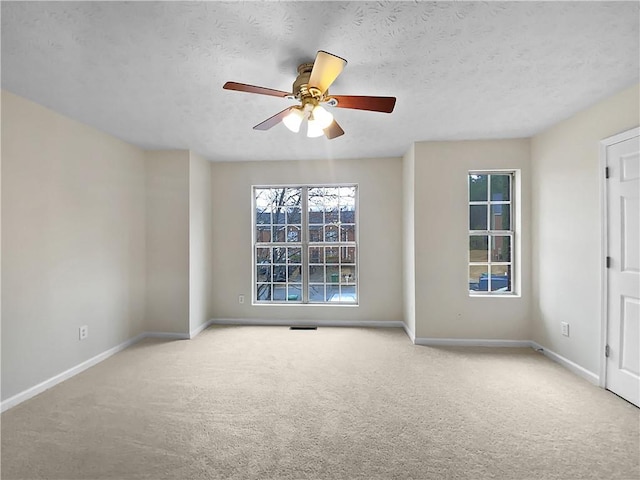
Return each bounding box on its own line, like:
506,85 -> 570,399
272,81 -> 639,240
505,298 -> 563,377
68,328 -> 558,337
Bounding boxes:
1,326 -> 638,480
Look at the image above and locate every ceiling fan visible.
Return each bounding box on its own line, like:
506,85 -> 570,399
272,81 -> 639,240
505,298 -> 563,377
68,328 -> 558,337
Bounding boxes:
223,51 -> 396,140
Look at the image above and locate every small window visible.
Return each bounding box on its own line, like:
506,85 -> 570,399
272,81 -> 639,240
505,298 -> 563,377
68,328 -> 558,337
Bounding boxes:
254,185 -> 358,304
468,172 -> 515,295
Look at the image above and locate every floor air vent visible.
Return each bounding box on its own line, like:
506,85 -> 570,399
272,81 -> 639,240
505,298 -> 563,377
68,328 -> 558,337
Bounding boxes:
289,326 -> 318,330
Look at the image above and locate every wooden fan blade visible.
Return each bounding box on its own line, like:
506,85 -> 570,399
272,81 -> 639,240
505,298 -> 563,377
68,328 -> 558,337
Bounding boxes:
253,107 -> 293,131
324,120 -> 344,140
308,51 -> 347,94
331,95 -> 396,113
223,81 -> 290,98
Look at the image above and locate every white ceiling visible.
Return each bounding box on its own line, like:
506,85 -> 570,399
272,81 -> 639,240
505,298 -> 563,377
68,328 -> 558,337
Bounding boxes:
2,1 -> 638,162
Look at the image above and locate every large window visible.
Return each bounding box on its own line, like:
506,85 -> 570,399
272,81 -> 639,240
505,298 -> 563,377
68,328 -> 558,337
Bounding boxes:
254,185 -> 357,304
468,172 -> 514,294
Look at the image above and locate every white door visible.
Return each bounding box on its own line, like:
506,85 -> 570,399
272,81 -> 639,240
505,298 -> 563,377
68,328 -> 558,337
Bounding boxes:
605,128 -> 640,407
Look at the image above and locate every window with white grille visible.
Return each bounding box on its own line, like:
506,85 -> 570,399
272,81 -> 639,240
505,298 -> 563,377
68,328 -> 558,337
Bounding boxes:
254,185 -> 357,304
468,172 -> 515,295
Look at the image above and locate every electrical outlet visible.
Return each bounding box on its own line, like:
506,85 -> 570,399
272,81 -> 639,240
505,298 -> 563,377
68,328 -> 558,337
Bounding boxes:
238,294 -> 245,304
561,322 -> 569,337
79,325 -> 88,340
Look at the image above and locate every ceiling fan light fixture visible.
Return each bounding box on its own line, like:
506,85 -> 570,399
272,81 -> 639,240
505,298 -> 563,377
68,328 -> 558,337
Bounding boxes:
311,105 -> 333,130
306,119 -> 325,138
282,107 -> 304,133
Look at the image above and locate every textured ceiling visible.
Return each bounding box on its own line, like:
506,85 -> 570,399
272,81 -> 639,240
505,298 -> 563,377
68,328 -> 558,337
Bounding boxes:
2,1 -> 639,162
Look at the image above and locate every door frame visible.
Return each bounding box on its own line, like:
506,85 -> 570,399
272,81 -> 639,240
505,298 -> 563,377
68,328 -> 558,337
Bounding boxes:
599,126 -> 640,389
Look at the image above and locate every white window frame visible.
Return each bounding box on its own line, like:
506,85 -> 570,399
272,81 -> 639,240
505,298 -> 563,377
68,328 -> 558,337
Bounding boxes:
252,184 -> 359,305
468,171 -> 517,296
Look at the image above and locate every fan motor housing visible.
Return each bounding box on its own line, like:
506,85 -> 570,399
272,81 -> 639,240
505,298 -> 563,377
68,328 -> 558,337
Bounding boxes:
293,62 -> 325,101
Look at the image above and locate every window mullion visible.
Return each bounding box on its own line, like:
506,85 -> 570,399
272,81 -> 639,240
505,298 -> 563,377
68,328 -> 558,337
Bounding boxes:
301,186 -> 309,303
487,174 -> 492,228
487,174 -> 492,293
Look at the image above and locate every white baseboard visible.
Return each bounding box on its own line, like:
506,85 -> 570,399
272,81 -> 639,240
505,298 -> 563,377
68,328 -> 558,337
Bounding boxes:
143,331 -> 190,340
530,341 -> 599,385
403,323 -> 416,343
208,318 -> 405,328
413,338 -> 599,385
189,319 -> 216,339
415,337 -> 532,348
0,329 -> 198,413
1,333 -> 146,413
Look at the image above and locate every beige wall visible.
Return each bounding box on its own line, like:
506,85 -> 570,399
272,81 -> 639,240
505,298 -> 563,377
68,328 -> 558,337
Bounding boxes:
210,157 -> 403,323
412,139 -> 532,340
1,89 -> 215,402
145,150 -> 190,334
189,152 -> 214,335
1,91 -> 147,401
531,83 -> 640,375
402,144 -> 416,339
145,150 -> 213,336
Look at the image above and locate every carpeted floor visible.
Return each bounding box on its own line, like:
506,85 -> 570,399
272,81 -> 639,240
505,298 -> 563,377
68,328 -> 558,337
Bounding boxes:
1,326 -> 638,480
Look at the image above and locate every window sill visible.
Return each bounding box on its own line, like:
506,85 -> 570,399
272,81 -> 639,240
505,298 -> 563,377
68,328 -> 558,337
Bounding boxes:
252,302 -> 359,307
469,292 -> 521,298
